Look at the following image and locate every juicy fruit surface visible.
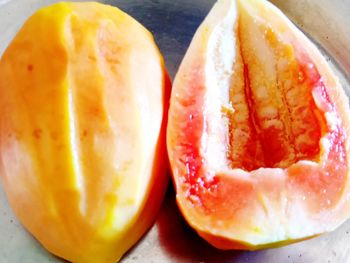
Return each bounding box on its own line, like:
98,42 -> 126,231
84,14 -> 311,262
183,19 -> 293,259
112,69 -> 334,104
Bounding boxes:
167,0 -> 350,249
0,2 -> 169,262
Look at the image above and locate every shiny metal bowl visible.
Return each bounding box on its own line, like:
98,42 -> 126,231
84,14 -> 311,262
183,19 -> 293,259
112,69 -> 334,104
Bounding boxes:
0,0 -> 349,262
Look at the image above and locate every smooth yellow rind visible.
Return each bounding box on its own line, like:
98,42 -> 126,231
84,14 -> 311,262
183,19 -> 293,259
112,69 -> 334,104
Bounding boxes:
0,2 -> 169,262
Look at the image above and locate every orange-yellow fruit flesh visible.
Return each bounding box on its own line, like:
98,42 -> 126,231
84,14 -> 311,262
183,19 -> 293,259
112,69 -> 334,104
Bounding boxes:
226,35 -> 265,171
0,2 -> 169,263
227,4 -> 325,171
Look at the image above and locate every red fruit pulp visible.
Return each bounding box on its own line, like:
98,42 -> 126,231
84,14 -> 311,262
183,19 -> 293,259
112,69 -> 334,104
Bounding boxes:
167,0 -> 350,249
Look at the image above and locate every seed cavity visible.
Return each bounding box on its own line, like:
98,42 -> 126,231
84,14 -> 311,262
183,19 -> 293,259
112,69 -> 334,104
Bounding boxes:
223,7 -> 324,171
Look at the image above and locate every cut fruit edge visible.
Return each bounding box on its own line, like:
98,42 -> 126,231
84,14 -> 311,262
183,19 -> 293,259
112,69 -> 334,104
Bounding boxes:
167,0 -> 350,249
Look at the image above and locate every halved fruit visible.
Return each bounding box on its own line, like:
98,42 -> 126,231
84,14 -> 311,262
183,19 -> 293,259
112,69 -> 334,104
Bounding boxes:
0,2 -> 170,262
167,0 -> 350,249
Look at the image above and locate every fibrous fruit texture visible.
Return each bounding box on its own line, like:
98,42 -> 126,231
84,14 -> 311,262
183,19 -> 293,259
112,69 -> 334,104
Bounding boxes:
167,0 -> 350,249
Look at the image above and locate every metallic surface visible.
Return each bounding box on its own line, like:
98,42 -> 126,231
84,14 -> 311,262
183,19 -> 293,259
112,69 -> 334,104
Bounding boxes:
0,0 -> 350,262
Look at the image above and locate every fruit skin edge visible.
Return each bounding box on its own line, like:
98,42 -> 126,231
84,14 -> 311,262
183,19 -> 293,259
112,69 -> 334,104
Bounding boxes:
0,2 -> 171,262
167,0 -> 350,251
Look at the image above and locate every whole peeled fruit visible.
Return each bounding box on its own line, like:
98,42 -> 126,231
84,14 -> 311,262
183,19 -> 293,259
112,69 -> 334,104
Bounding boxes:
0,2 -> 170,262
167,0 -> 350,250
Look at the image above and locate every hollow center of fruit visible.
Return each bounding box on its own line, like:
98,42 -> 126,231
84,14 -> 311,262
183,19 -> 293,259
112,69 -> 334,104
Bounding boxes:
224,17 -> 325,171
